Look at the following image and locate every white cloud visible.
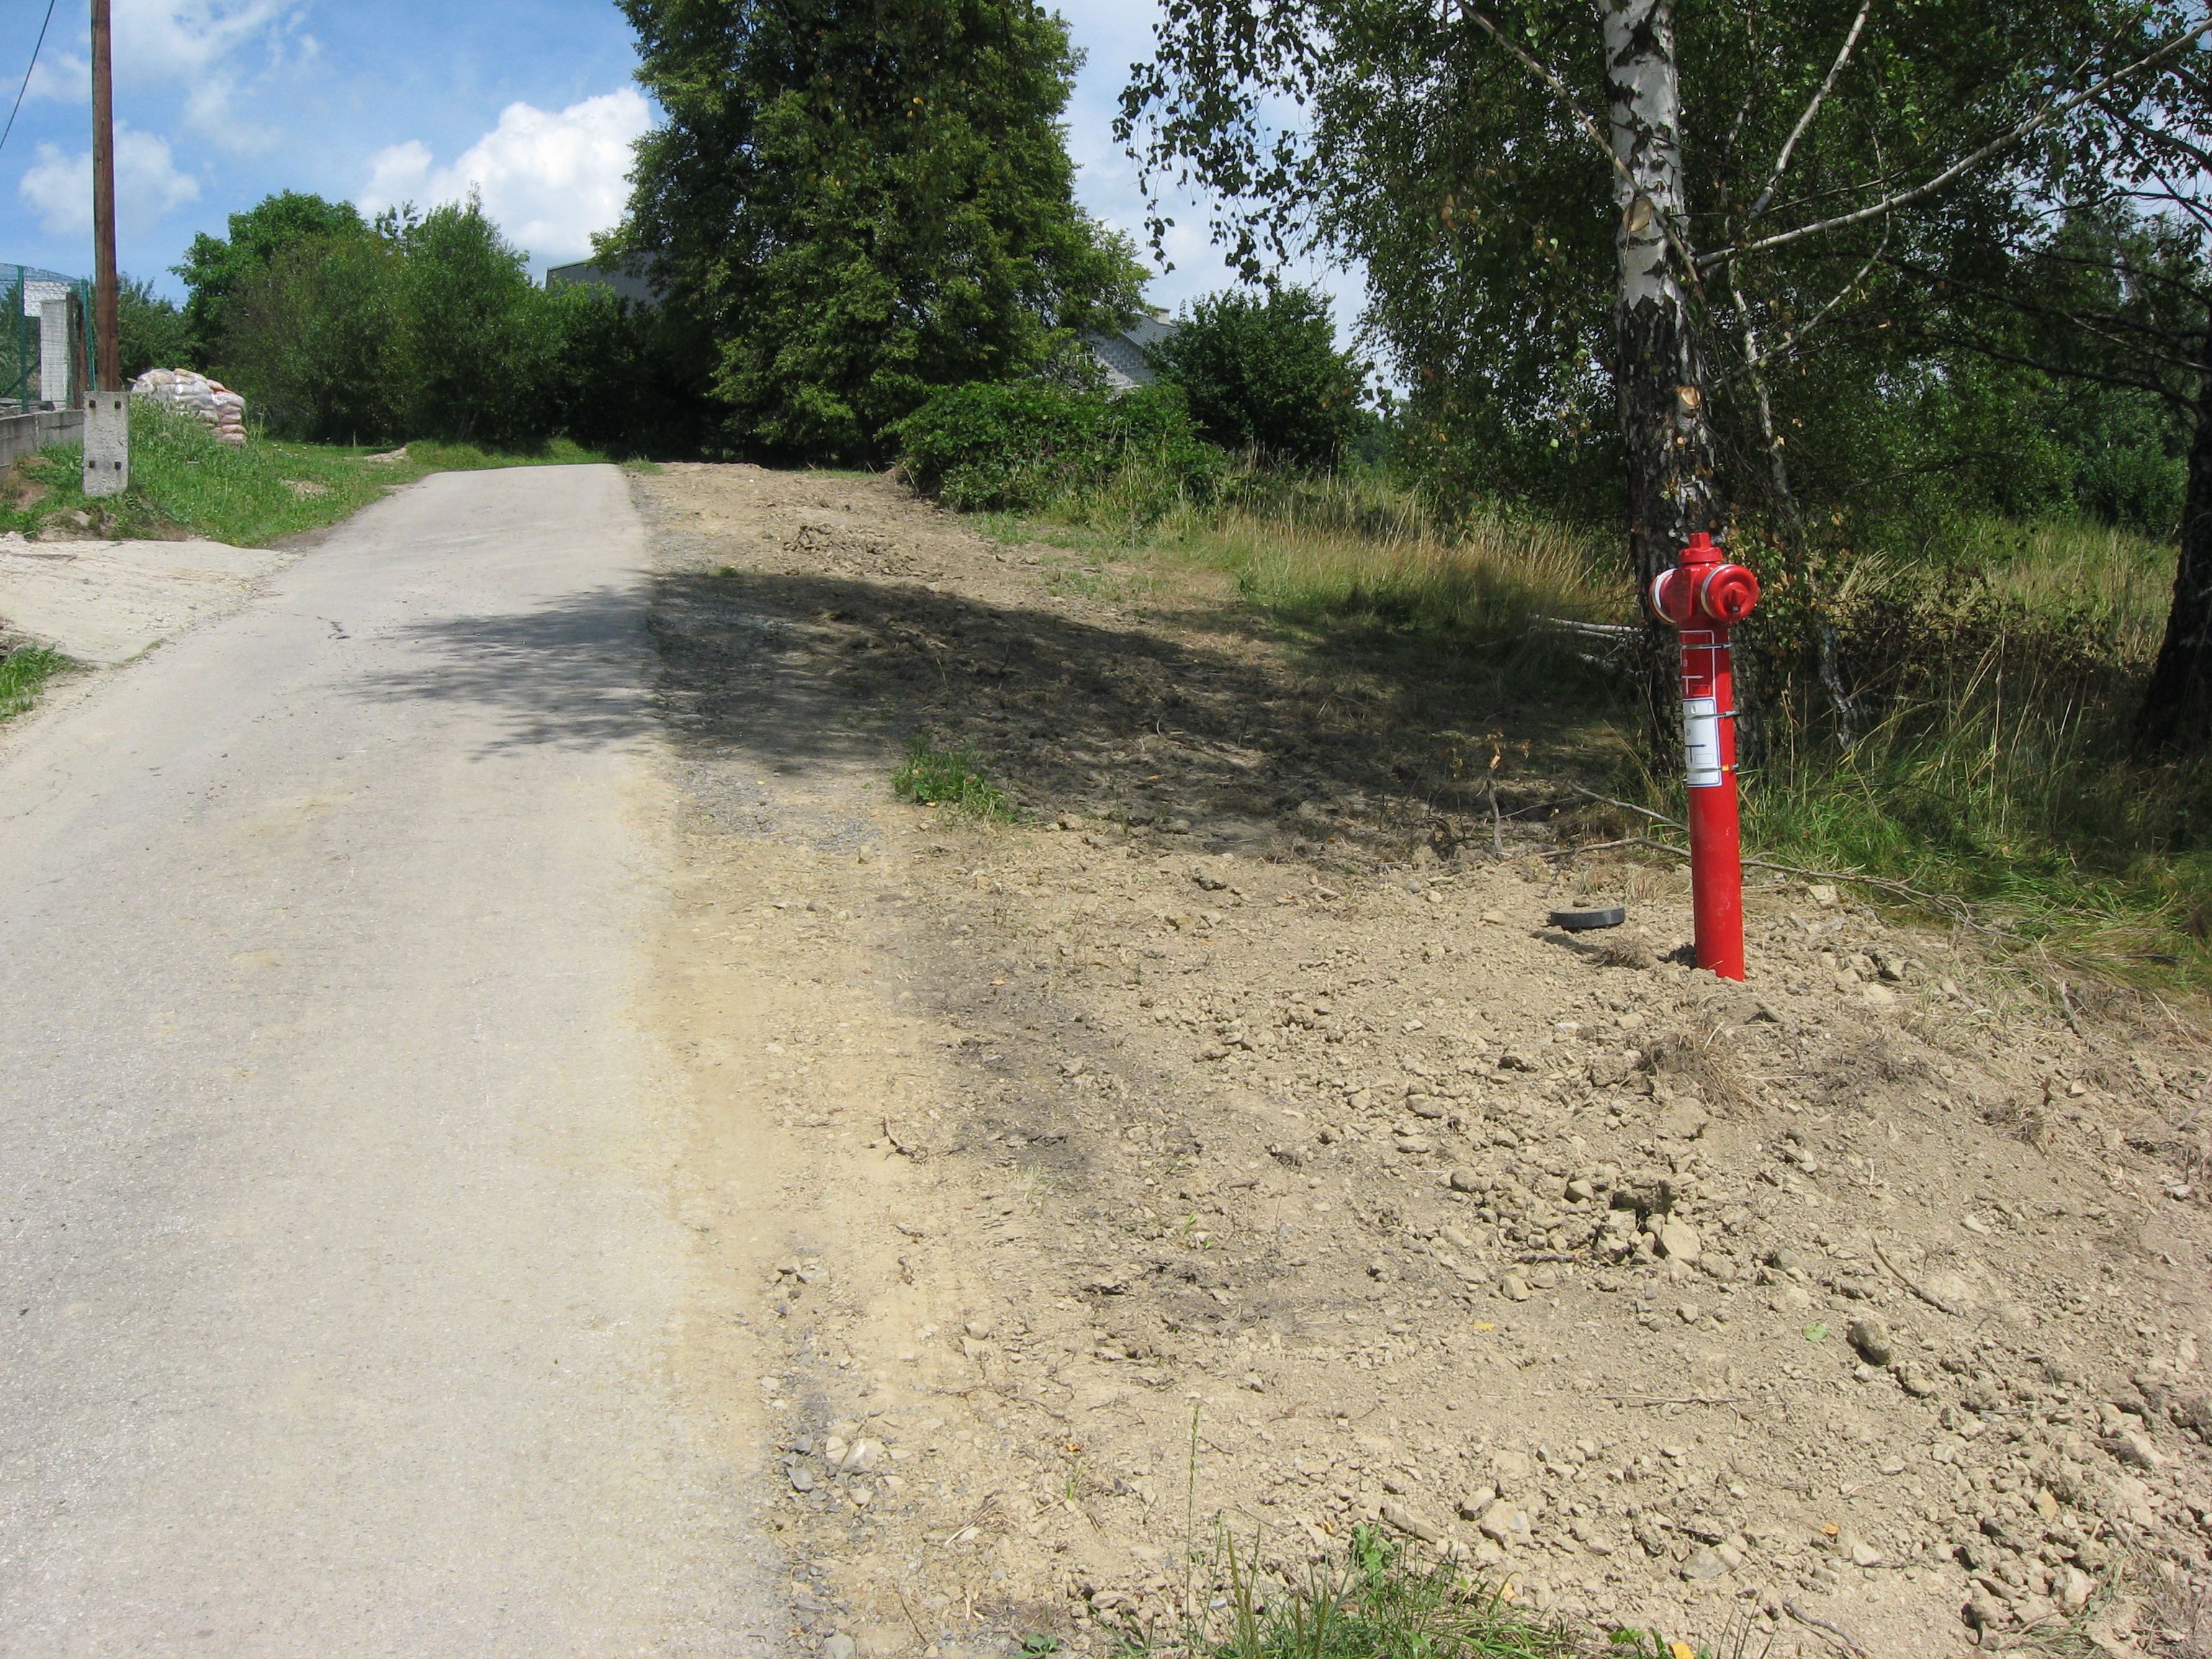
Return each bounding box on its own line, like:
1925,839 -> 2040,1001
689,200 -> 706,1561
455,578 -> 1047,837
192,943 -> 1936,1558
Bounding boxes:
71,0 -> 306,148
361,139 -> 432,207
358,91 -> 653,266
24,53 -> 89,104
113,0 -> 297,83
19,126 -> 202,235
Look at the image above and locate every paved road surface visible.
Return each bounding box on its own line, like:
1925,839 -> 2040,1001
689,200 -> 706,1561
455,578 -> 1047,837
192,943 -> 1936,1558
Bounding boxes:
0,468 -> 770,1655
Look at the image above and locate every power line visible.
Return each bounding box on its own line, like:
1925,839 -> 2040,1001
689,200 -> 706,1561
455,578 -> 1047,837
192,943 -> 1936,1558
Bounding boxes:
0,0 -> 62,160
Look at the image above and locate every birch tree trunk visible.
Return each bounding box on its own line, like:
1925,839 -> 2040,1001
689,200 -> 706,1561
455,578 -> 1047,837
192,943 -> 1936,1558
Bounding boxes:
2137,345 -> 2212,750
1605,0 -> 1727,737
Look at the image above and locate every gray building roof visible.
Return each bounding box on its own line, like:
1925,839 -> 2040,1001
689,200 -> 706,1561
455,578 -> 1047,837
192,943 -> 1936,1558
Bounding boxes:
546,260 -> 662,306
1086,315 -> 1178,392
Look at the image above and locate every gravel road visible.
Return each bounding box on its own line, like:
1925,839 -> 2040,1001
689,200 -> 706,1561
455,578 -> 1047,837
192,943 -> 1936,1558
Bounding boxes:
0,467 -> 773,1655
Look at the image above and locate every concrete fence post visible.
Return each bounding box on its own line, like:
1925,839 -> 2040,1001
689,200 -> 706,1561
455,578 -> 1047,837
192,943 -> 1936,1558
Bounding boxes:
84,389 -> 128,497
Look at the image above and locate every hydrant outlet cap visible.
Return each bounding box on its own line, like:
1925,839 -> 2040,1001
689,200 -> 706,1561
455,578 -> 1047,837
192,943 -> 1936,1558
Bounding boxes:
1699,563 -> 1760,624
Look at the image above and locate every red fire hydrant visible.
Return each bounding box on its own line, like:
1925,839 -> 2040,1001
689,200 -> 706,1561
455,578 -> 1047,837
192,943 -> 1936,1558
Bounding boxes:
1647,532 -> 1760,980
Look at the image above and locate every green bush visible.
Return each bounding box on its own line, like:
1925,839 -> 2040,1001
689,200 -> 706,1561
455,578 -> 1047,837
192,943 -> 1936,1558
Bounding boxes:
117,277 -> 195,380
1146,285 -> 1367,469
539,279 -> 721,459
206,192 -> 716,454
891,379 -> 1223,516
223,230 -> 401,442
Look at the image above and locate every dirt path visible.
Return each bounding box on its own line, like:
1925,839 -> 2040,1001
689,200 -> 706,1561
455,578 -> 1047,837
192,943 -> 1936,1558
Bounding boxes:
636,464 -> 2212,1659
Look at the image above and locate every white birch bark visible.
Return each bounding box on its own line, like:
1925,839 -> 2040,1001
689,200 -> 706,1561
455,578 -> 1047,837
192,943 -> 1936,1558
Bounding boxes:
1604,0 -> 1728,734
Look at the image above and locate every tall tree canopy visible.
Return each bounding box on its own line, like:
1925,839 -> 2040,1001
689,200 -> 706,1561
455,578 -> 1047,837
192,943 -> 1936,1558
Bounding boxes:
173,191 -> 366,367
1120,0 -> 2208,728
611,0 -> 1148,460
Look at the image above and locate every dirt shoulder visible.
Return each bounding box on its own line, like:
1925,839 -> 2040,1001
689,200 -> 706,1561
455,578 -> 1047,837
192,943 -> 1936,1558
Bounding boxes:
637,463 -> 2212,1659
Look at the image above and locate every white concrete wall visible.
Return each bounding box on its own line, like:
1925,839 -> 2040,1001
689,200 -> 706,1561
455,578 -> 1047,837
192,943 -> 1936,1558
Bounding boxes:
0,408 -> 86,472
36,295 -> 72,408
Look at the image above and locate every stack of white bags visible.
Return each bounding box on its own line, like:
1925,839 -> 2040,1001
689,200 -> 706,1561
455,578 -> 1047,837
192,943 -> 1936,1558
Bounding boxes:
131,368 -> 248,444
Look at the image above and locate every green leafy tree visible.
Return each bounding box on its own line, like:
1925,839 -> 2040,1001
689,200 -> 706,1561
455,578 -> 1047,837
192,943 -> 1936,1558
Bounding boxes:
389,198 -> 549,446
117,276 -> 194,379
214,193 -> 720,454
174,191 -> 366,365
1120,0 -> 2209,732
539,279 -> 723,458
222,228 -> 400,442
609,0 -> 1149,460
1146,285 -> 1364,467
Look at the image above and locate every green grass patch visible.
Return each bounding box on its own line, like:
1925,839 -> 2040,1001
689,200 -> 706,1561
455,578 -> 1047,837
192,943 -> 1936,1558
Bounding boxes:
892,738 -> 1016,820
0,643 -> 75,722
1730,712 -> 2212,990
0,402 -> 613,549
1124,1523 -> 1736,1659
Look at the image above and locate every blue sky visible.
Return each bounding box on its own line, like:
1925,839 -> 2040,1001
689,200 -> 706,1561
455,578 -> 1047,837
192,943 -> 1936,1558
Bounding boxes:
0,0 -> 1356,328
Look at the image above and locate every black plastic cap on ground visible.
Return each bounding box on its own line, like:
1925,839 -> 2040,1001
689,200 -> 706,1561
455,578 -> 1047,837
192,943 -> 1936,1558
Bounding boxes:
1548,905 -> 1627,932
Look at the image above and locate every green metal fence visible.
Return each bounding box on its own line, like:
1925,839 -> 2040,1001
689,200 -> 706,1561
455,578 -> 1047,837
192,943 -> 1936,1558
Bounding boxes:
1,265 -> 93,413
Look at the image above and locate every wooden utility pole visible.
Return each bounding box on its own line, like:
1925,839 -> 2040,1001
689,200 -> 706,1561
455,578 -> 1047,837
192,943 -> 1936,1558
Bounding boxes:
90,0 -> 120,392
82,0 -> 129,498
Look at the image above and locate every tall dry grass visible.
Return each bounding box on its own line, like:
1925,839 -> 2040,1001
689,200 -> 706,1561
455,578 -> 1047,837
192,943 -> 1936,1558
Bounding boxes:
1192,472 -> 1628,674
1734,518 -> 2212,981
1915,516 -> 2174,655
1010,454 -> 2212,985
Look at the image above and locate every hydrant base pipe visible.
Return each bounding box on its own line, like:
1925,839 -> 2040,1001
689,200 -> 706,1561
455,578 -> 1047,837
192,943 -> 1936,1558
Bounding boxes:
1679,626 -> 1745,981
1648,532 -> 1759,983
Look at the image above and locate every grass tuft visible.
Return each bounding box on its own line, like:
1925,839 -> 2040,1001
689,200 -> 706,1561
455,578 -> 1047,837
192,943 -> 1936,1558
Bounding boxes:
1112,1522 -> 1729,1659
0,643 -> 73,722
892,738 -> 1016,820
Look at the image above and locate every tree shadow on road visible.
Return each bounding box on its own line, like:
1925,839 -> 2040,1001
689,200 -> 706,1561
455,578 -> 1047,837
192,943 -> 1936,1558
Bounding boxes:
349,585 -> 661,754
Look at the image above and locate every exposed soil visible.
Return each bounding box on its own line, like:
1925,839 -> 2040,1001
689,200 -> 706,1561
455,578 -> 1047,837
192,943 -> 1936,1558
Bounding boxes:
636,463 -> 2212,1659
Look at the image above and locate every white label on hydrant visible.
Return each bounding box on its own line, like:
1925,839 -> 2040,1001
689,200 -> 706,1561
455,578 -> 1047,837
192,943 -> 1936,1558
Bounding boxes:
1683,696 -> 1722,788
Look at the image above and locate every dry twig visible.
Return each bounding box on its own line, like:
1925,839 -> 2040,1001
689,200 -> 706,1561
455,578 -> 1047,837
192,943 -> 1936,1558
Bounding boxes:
1565,782 -> 1688,831
1871,1239 -> 1970,1317
1784,1596 -> 1871,1656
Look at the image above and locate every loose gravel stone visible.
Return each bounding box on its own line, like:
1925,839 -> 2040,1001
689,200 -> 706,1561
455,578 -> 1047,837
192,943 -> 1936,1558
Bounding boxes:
1848,1316 -> 1894,1367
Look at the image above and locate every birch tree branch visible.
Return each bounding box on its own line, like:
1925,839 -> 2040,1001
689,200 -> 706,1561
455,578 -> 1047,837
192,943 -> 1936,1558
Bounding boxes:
1458,3 -> 1702,270
1698,22 -> 2212,266
1745,0 -> 1873,222
1458,5 -> 1633,193
1722,236 -> 1887,383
